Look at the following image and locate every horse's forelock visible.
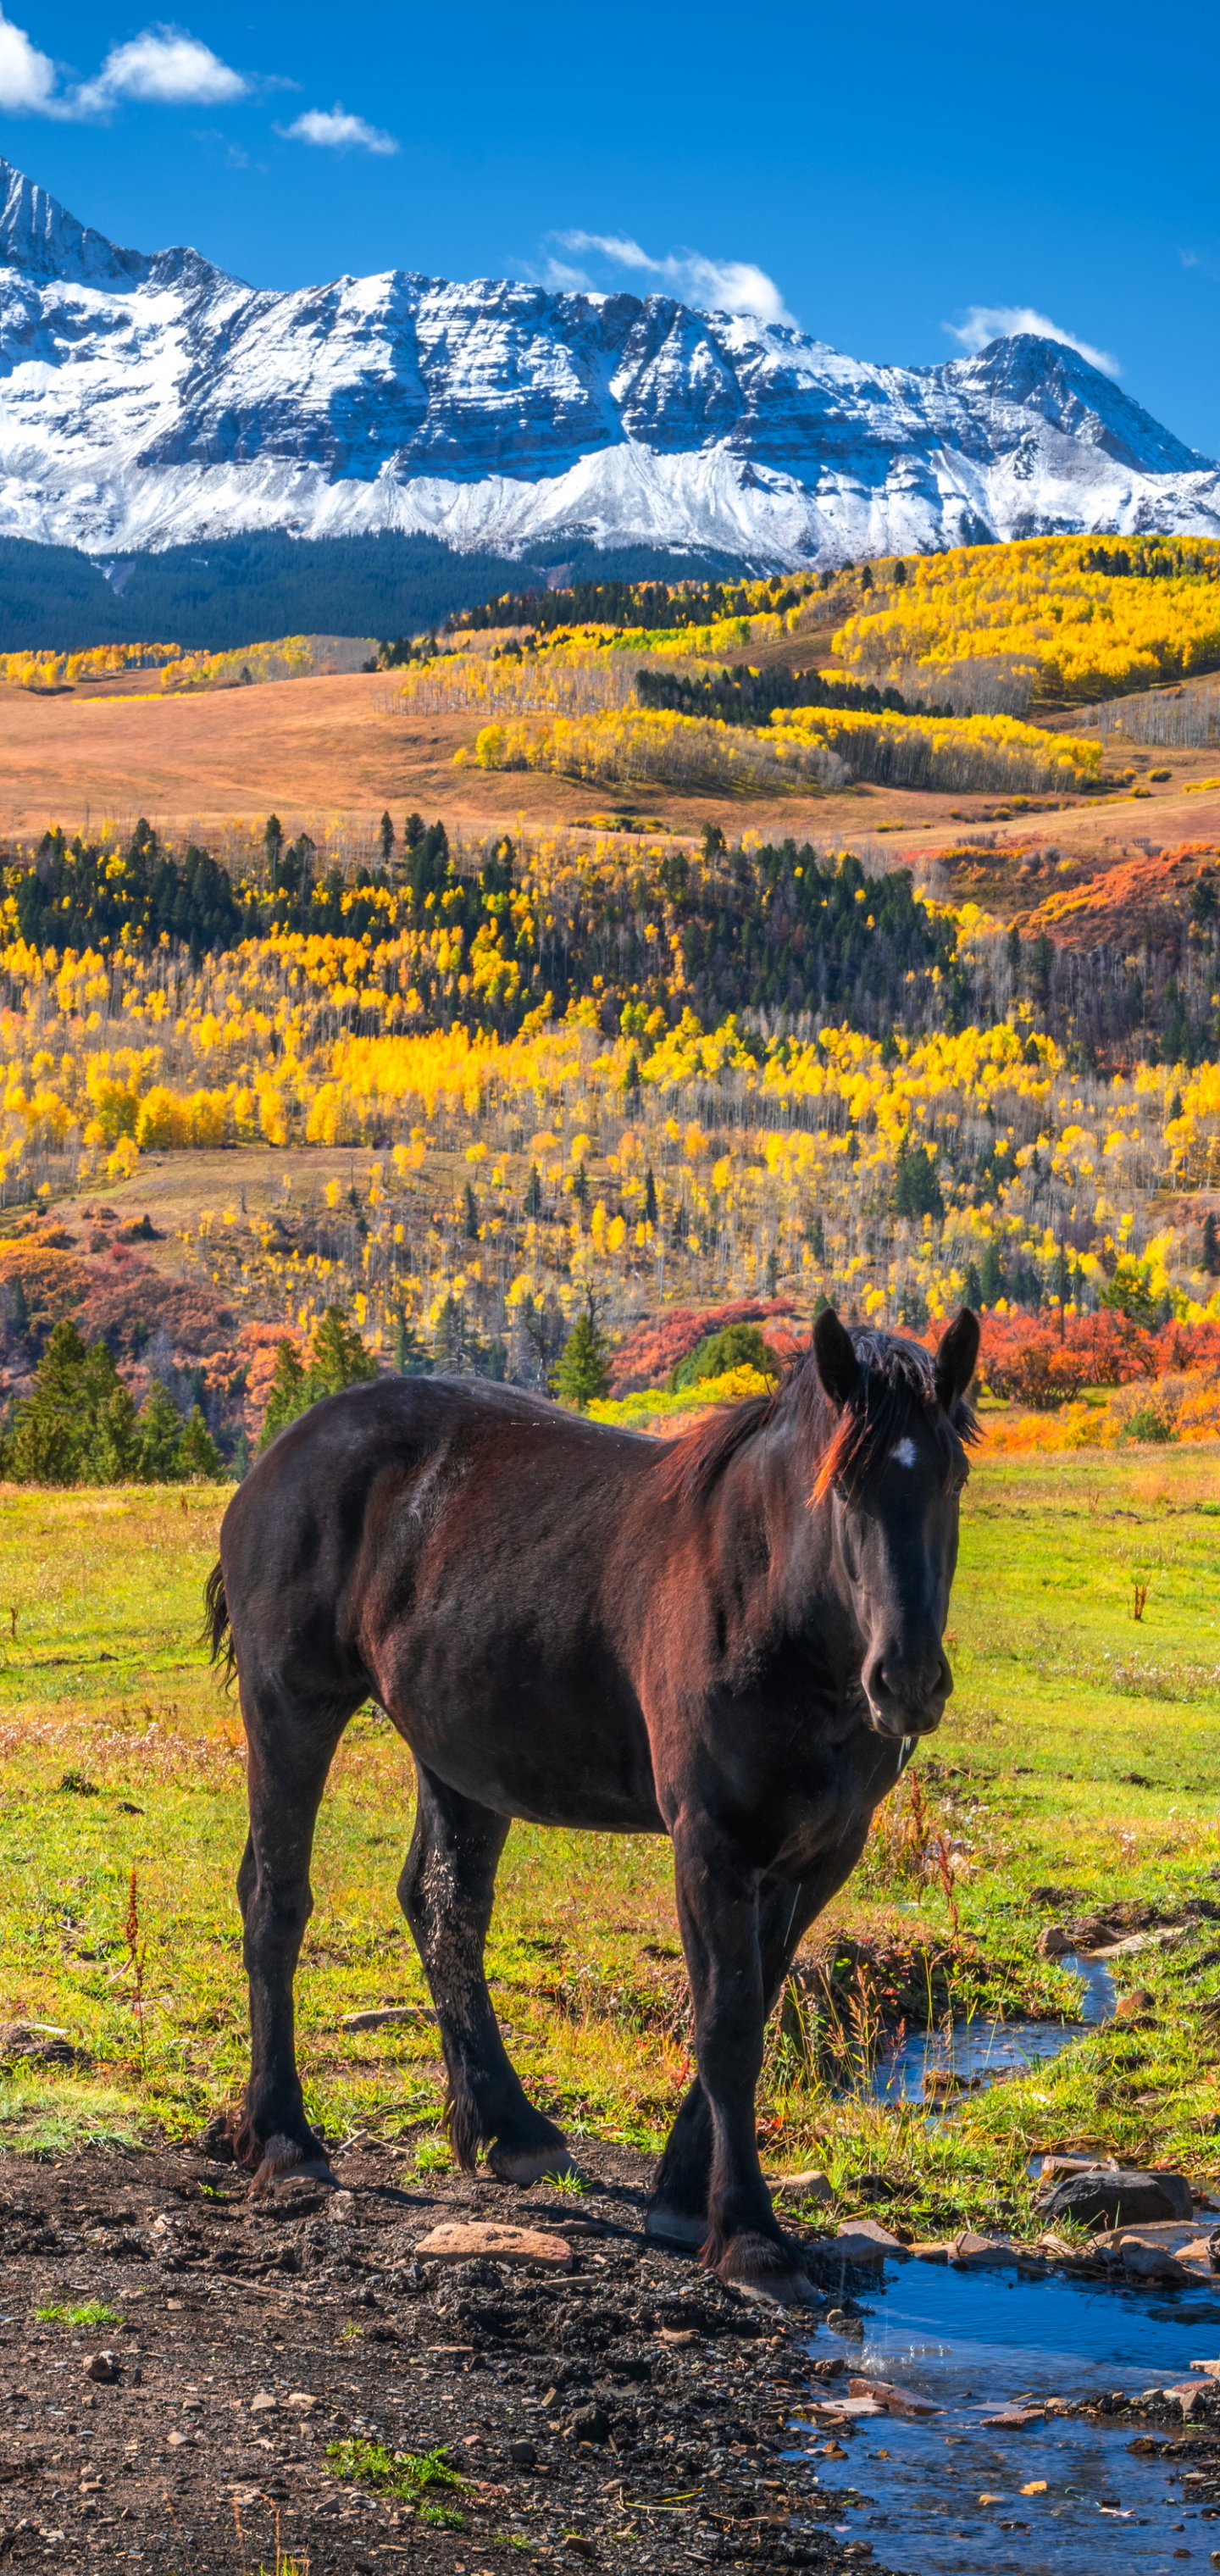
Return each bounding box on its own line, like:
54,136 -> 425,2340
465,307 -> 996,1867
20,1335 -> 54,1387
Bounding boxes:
804,1330 -> 975,1506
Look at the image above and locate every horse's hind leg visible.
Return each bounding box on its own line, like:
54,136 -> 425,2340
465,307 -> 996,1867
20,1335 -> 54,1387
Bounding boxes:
236,1690 -> 354,2193
400,1764 -> 574,2183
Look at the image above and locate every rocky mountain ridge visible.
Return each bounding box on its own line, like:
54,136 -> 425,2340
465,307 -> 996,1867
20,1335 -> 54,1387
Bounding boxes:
2,158 -> 1218,568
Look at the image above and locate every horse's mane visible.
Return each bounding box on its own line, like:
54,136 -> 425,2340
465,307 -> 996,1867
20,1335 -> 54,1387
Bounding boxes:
652,1326 -> 977,1512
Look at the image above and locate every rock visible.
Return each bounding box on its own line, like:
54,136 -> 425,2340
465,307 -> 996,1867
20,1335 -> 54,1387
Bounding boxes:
341,2006 -> 435,2030
1037,1926 -> 1073,1957
1115,1989 -> 1156,2018
980,2407 -> 1045,2426
564,2403 -> 610,2445
1121,2240 -> 1189,2283
563,2543 -> 596,2564
507,2440 -> 538,2468
922,2068 -> 964,2098
286,2392 -> 318,2411
829,2219 -> 905,2266
768,2168 -> 834,2205
1041,2167 -> 1193,2228
324,2190 -> 358,2222
84,2351 -> 119,2384
415,2220 -> 573,2270
0,2023 -> 91,2068
250,2391 -> 278,2413
848,2374 -> 940,2417
951,2231 -> 1019,2268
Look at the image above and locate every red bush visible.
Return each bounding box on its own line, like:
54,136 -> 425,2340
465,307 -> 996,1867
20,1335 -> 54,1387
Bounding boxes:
949,1308 -> 1220,1409
608,1296 -> 796,1396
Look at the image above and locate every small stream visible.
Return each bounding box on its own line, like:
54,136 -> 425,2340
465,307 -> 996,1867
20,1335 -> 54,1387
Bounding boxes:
791,2261 -> 1220,2575
868,1953 -> 1118,2105
796,1952 -> 1207,2572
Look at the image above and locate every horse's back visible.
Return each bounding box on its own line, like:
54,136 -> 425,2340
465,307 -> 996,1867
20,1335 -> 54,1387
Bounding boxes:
218,1373 -> 654,1686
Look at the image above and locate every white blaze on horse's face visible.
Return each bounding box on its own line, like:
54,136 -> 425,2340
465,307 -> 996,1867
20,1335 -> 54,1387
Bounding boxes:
835,1415 -> 964,1744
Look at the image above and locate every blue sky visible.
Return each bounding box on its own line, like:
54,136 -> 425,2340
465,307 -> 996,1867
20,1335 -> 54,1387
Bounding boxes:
1,0 -> 1218,454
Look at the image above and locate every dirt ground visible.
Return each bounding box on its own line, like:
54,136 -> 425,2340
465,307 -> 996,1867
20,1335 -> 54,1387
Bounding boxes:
5,669 -> 1220,869
0,2140 -> 891,2576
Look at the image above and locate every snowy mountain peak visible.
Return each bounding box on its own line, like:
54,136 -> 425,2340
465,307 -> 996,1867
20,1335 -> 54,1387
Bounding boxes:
0,158 -> 1216,567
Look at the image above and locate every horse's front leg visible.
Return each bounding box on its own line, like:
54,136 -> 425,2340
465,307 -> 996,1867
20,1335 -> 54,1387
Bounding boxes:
663,1824 -> 815,2301
654,1827 -> 871,2296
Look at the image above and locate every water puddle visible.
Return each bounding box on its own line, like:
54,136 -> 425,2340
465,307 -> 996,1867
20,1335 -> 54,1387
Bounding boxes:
790,2258 -> 1220,2574
868,1952 -> 1117,2105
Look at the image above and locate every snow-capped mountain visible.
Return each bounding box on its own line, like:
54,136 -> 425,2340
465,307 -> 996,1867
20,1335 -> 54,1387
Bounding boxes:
1,158 -> 1217,569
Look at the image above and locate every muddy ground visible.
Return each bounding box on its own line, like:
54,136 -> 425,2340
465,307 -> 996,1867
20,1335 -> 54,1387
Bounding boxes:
0,2139 -> 902,2576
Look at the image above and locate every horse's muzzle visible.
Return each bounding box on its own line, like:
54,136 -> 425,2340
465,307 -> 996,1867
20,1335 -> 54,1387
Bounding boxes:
862,1646 -> 952,1740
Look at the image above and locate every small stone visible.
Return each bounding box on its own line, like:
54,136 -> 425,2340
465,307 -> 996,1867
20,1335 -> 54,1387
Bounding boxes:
951,2231 -> 1018,2268
84,2352 -> 119,2384
563,2543 -> 596,2563
507,2440 -> 538,2467
250,2391 -> 278,2413
415,2220 -> 573,2270
848,2374 -> 940,2417
341,2006 -> 435,2030
829,2220 -> 903,2266
563,2402 -> 610,2445
1116,1990 -> 1156,2018
768,2168 -> 834,2204
1122,2241 -> 1189,2283
1036,1925 -> 1073,1957
922,2067 -> 964,2098
165,2429 -> 193,2448
656,2327 -> 698,2346
286,2392 -> 318,2410
325,2190 -> 357,2222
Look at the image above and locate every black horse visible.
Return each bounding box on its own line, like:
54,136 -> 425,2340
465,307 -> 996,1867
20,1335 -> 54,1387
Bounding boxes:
208,1306 -> 979,2302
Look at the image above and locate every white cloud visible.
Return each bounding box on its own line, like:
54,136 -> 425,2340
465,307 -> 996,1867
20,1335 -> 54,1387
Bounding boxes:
0,4 -> 61,114
553,230 -> 796,325
280,103 -> 397,155
75,25 -> 247,110
944,303 -> 1120,379
0,11 -> 248,118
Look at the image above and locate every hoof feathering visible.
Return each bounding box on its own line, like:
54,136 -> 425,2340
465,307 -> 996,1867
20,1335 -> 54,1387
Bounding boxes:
248,2133 -> 337,2196
646,2206 -> 708,2247
486,2140 -> 576,2185
715,2230 -> 821,2307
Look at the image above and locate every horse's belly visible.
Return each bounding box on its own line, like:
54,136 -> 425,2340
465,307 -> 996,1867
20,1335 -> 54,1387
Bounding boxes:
382,1658 -> 665,1834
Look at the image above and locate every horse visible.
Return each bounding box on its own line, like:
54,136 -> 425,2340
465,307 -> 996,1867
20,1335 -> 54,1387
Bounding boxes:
206,1304 -> 979,2304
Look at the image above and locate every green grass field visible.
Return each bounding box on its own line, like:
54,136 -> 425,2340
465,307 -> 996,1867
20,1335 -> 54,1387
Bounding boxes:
0,1445 -> 1217,2237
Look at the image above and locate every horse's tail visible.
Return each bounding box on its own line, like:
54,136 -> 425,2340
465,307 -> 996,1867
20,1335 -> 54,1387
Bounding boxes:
203,1561 -> 236,1685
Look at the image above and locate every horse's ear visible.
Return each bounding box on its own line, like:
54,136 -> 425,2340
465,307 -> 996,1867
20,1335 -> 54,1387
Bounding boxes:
813,1308 -> 859,1408
936,1308 -> 980,1413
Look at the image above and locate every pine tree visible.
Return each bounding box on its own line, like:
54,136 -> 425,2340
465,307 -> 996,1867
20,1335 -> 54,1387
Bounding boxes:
644,1166 -> 657,1225
179,1406 -> 221,1480
308,1307 -> 377,1399
980,1238 -> 1006,1305
463,1182 -> 480,1241
524,1164 -> 543,1218
1205,1213 -> 1220,1276
554,1308 -> 609,1411
379,811 -> 396,866
136,1379 -> 185,1481
258,1340 -> 308,1450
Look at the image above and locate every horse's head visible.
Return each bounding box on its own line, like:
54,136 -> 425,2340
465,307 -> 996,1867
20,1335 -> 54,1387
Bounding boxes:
811,1308 -> 979,1741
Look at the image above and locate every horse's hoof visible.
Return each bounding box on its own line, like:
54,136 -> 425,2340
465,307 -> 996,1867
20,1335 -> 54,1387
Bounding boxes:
645,2206 -> 707,2248
714,2229 -> 824,2307
248,2133 -> 338,2197
486,2140 -> 576,2185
